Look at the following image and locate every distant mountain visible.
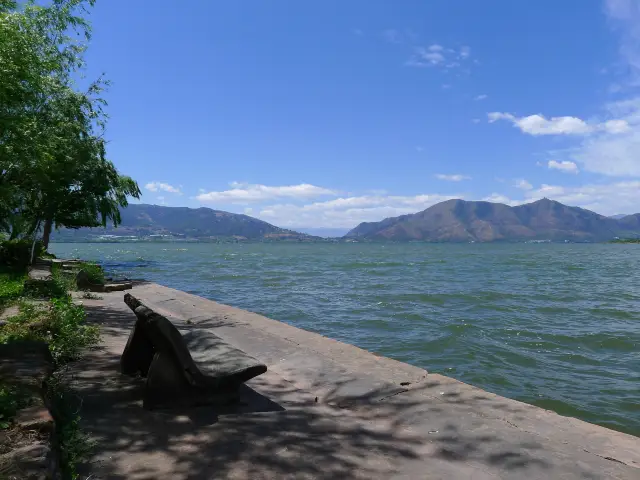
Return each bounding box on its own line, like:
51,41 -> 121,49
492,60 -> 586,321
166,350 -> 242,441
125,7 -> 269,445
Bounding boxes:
610,214 -> 628,220
345,198 -> 640,242
294,227 -> 351,238
51,204 -> 317,242
617,213 -> 640,230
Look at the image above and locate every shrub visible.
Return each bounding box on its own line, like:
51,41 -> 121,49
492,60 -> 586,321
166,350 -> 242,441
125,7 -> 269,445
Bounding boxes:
51,265 -> 77,293
0,297 -> 99,365
79,262 -> 105,285
23,278 -> 68,299
0,239 -> 44,269
48,297 -> 99,364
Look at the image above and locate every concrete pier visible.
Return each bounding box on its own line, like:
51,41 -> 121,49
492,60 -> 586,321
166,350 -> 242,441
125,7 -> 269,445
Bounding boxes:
70,282 -> 640,479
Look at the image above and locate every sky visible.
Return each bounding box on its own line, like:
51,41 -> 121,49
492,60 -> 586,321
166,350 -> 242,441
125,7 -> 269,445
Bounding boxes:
82,0 -> 640,231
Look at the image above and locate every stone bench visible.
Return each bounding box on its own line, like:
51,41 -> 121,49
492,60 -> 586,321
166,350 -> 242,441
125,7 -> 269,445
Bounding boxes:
120,293 -> 267,409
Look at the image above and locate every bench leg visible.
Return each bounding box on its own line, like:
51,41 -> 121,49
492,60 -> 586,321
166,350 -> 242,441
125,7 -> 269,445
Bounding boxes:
143,351 -> 189,409
120,320 -> 154,377
143,351 -> 242,410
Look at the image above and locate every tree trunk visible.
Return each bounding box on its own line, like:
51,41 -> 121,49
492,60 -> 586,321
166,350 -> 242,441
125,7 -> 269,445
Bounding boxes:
42,218 -> 53,251
29,219 -> 42,266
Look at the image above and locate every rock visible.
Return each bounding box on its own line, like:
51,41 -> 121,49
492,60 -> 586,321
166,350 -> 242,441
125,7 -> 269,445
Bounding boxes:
0,442 -> 52,479
51,259 -> 80,265
0,340 -> 53,393
0,305 -> 18,318
104,282 -> 133,293
27,267 -> 51,282
14,405 -> 54,433
0,341 -> 57,478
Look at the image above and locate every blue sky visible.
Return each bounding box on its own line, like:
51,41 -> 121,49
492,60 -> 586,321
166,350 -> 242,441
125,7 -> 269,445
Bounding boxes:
83,0 -> 640,230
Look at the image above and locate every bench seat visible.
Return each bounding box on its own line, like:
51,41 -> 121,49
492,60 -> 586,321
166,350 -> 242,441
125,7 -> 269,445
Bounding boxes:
120,293 -> 267,409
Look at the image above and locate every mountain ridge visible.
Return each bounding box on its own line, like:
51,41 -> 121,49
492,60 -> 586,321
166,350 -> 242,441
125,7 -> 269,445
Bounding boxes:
345,198 -> 640,242
51,203 -> 317,242
51,200 -> 640,243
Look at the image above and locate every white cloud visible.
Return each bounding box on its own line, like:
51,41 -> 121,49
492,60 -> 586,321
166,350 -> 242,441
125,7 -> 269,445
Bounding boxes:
195,182 -> 338,204
145,182 -> 182,194
603,119 -> 631,133
492,111 -> 632,135
476,180 -> 640,216
482,5 -> 640,178
548,160 -> 580,174
406,43 -> 472,68
474,94 -> 488,101
435,174 -> 471,181
414,47 -> 445,65
258,181 -> 640,227
523,180 -> 640,215
555,4 -> 640,176
481,193 -> 520,205
255,193 -> 462,228
566,97 -> 640,176
514,179 -> 533,190
216,180 -> 640,228
487,112 -> 629,136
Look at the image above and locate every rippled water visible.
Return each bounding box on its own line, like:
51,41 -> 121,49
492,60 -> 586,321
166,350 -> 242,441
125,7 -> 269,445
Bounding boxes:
50,242 -> 640,436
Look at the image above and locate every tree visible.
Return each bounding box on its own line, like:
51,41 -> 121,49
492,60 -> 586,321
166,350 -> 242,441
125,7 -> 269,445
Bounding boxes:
0,0 -> 140,252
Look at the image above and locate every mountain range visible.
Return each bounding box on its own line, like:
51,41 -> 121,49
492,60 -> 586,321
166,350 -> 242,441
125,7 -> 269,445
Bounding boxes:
51,204 -> 315,242
51,199 -> 640,243
345,198 -> 640,242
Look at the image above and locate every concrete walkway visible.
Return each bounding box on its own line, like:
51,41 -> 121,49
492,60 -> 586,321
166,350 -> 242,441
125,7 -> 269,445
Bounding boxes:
69,283 -> 640,479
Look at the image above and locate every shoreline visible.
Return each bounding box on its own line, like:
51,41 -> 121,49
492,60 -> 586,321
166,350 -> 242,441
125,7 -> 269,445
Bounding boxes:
72,280 -> 640,478
48,243 -> 639,439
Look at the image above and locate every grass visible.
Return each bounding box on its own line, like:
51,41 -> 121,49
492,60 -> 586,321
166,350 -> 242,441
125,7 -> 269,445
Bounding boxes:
1,259 -> 102,479
0,269 -> 26,311
47,372 -> 95,480
0,297 -> 99,366
79,262 -> 105,285
51,263 -> 78,292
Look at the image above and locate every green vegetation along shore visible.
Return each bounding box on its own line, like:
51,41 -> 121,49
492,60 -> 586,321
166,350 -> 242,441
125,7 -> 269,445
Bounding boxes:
1,240 -> 101,478
610,238 -> 640,243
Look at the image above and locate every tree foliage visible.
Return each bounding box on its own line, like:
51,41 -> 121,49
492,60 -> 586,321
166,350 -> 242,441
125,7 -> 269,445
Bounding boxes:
0,0 -> 140,250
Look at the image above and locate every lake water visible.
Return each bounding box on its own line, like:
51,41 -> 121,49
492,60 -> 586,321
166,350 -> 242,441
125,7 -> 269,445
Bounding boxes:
50,242 -> 640,437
